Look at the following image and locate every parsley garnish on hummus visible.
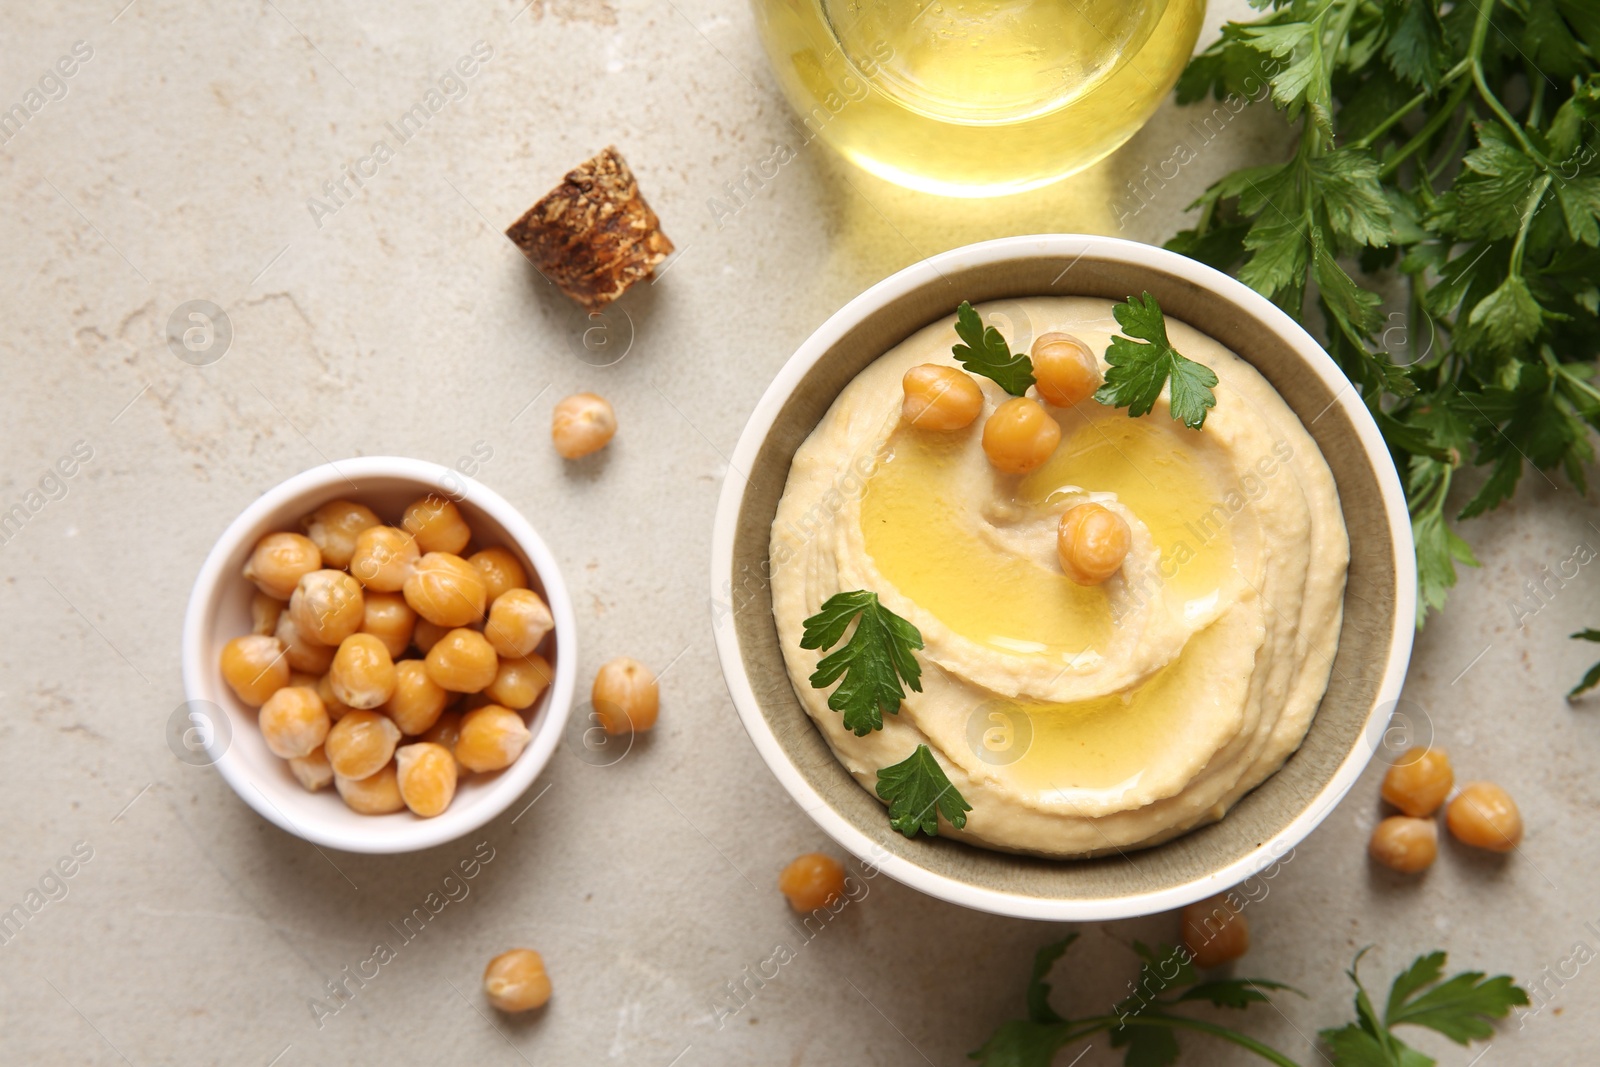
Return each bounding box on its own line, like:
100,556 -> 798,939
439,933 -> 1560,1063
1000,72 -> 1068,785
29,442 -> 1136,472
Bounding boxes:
1094,292 -> 1219,430
800,590 -> 924,736
953,300 -> 1037,396
876,744 -> 971,840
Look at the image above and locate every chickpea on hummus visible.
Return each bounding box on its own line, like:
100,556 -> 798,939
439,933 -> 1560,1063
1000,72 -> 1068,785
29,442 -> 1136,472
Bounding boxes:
769,297 -> 1349,857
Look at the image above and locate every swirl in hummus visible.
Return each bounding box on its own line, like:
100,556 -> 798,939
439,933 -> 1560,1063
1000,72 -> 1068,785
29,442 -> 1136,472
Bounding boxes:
770,297 -> 1349,857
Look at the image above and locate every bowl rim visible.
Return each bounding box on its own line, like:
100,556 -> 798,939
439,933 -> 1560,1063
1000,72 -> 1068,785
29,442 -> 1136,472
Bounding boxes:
710,234 -> 1416,920
181,455 -> 578,855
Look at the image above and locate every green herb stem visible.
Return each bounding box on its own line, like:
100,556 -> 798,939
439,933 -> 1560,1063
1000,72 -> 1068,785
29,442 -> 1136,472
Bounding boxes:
1467,0 -> 1545,165
1379,79 -> 1472,181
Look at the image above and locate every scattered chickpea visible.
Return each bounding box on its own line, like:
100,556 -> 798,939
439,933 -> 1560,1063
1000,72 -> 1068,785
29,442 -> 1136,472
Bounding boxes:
485,588 -> 554,659
1446,782 -> 1523,852
329,633 -> 397,710
290,747 -> 334,792
360,591 -> 417,659
1030,332 -> 1101,407
778,853 -> 847,912
384,659 -> 452,735
469,548 -> 527,603
251,592 -> 285,637
486,653 -> 553,711
404,552 -> 488,628
901,364 -> 983,431
456,705 -> 532,773
349,526 -> 420,593
324,709 -> 402,780
1369,815 -> 1438,873
592,657 -> 659,735
1180,894 -> 1250,968
1381,747 -> 1454,818
483,949 -> 551,1013
394,742 -> 458,817
335,762 -> 405,815
276,611 -> 335,674
551,392 -> 616,459
220,634 -> 290,707
258,686 -> 330,760
316,671 -> 357,722
425,628 -> 499,693
242,532 -> 322,600
981,396 -> 1061,474
403,496 -> 473,556
1057,503 -> 1132,585
412,618 -> 449,655
301,499 -> 380,569
289,569 -> 366,646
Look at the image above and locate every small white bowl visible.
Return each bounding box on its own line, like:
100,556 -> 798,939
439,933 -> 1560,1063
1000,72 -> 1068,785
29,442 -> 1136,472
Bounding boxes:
182,456 -> 577,854
711,234 -> 1416,920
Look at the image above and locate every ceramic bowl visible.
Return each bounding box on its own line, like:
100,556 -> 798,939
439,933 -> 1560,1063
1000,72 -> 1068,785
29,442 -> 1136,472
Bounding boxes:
182,456 -> 576,854
710,234 -> 1415,920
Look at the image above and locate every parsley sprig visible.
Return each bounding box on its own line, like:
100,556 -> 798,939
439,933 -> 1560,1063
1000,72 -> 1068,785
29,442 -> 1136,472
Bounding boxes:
953,300 -> 1036,395
1169,0 -> 1600,624
875,744 -> 971,839
800,590 -> 924,736
972,938 -> 1526,1067
1093,292 -> 1221,429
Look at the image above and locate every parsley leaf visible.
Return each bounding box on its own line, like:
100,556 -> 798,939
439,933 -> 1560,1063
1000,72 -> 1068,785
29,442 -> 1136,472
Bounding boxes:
952,300 -> 1035,396
800,590 -> 923,736
1093,293 -> 1219,429
1567,628 -> 1600,698
875,744 -> 970,839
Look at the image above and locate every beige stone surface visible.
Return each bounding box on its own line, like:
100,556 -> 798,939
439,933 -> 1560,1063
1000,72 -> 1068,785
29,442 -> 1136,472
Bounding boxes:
0,0 -> 1594,1063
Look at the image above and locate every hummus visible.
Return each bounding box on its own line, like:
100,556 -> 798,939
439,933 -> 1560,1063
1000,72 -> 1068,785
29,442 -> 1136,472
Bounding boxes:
769,297 -> 1349,856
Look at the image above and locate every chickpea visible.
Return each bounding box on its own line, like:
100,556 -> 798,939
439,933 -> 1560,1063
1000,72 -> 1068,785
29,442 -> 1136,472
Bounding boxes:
289,746 -> 334,792
456,705 -> 532,772
250,592 -> 285,637
220,634 -> 290,707
276,611 -> 334,674
551,392 -> 616,459
394,742 -> 458,817
778,853 -> 847,912
288,670 -> 320,689
592,657 -> 659,735
384,659 -> 451,735
1030,332 -> 1101,407
485,588 -> 554,659
486,653 -> 553,711
301,499 -> 379,569
335,762 -> 404,815
981,396 -> 1061,474
901,364 -> 983,431
412,618 -> 449,655
1446,782 -> 1523,852
1180,894 -> 1249,968
1369,815 -> 1437,873
289,569 -> 366,646
242,531 -> 322,600
483,949 -> 551,1013
1057,503 -> 1132,585
1381,747 -> 1453,818
349,526 -> 420,593
469,548 -> 528,604
425,629 -> 499,693
258,686 -> 330,760
329,633 -> 397,710
324,709 -> 402,780
404,552 -> 489,629
316,671 -> 357,722
402,495 -> 472,556
360,591 -> 417,659
421,709 -> 463,768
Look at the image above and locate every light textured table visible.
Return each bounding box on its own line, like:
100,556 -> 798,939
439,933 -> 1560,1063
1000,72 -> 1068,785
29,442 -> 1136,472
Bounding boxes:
1,1 -> 1595,1064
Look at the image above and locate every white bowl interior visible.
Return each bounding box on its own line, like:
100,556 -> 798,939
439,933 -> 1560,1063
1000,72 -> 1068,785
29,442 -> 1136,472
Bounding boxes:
183,458 -> 576,854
